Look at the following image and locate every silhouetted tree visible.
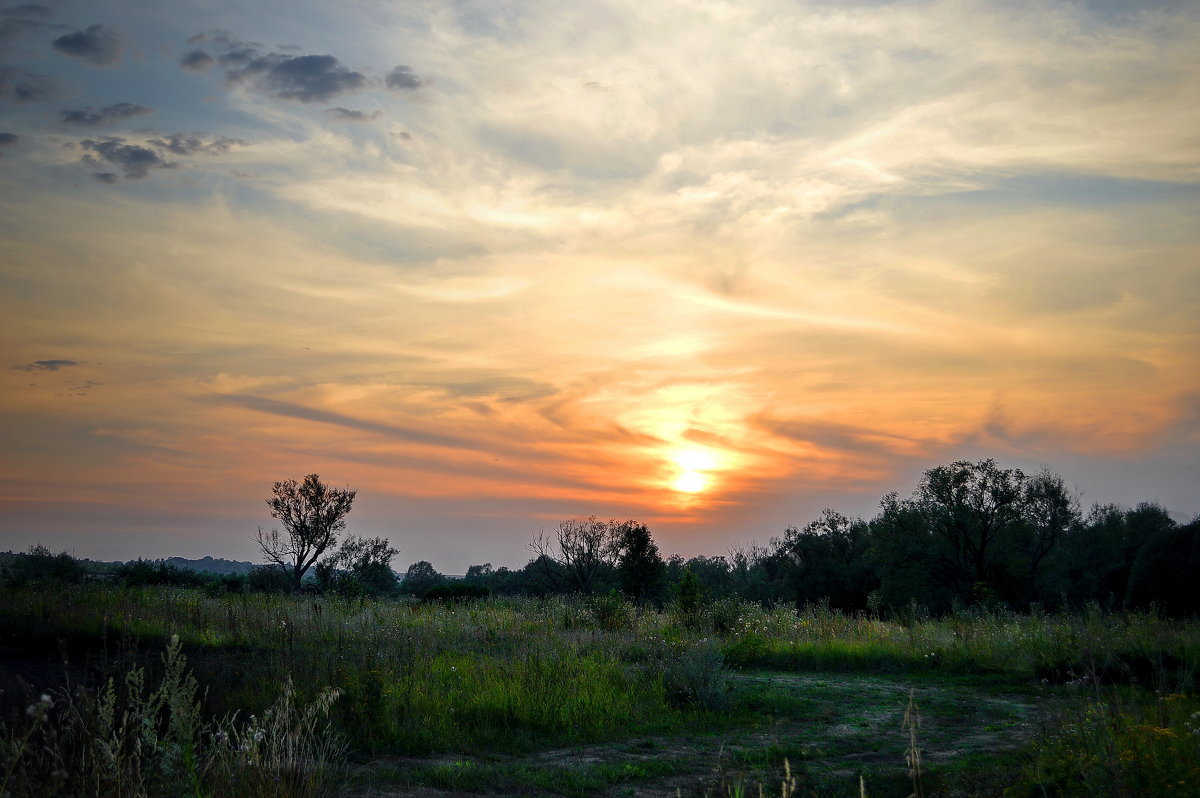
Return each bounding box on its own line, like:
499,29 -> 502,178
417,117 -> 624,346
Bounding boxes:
775,509 -> 877,612
528,516 -> 619,594
401,560 -> 443,597
1018,468 -> 1079,604
257,474 -> 357,592
613,522 -> 665,603
315,535 -> 398,595
3,544 -> 87,586
1125,517 -> 1198,614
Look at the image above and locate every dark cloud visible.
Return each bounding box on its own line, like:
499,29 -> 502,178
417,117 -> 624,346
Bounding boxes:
179,50 -> 214,72
146,133 -> 247,155
12,358 -> 79,371
385,65 -> 421,91
1,4 -> 53,17
81,136 -> 172,180
327,106 -> 379,122
754,413 -> 922,457
0,131 -> 16,145
0,64 -> 58,102
52,23 -> 121,67
191,32 -> 368,103
203,393 -> 476,450
60,102 -> 153,126
227,52 -> 366,102
0,3 -> 59,43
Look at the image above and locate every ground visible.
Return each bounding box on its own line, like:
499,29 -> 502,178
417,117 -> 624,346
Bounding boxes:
345,672 -> 1040,798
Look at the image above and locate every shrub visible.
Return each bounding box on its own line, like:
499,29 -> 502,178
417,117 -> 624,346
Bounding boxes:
423,583 -> 490,602
662,643 -> 729,711
0,637 -> 346,798
589,590 -> 633,631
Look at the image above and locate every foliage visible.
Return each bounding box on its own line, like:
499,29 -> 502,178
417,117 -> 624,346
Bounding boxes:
400,560 -> 444,597
661,642 -> 729,711
314,535 -> 398,596
0,636 -> 346,798
423,582 -> 490,602
674,567 -> 705,627
612,522 -> 666,604
257,474 -> 357,592
1012,691 -> 1200,797
1,544 -> 88,587
115,558 -> 208,588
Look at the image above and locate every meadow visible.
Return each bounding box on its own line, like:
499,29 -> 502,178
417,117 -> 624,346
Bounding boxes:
1,584 -> 1198,797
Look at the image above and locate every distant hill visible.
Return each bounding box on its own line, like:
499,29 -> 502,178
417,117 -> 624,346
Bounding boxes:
161,556 -> 256,575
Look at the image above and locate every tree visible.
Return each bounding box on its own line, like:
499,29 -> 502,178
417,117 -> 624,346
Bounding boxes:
774,509 -> 876,612
914,459 -> 1026,602
612,522 -> 665,603
315,535 -> 398,596
1018,468 -> 1079,604
528,516 -> 620,594
401,560 -> 443,597
257,474 -> 357,592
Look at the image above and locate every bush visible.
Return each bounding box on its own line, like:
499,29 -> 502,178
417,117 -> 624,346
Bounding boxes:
589,590 -> 633,631
2,545 -> 87,587
422,583 -> 490,602
662,643 -> 729,711
114,558 -> 207,588
0,637 -> 346,798
247,565 -> 291,593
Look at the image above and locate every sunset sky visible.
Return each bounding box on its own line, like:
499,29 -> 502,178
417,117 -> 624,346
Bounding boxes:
1,0 -> 1198,572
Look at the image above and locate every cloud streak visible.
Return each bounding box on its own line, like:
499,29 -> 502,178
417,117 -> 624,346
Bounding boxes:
61,102 -> 153,126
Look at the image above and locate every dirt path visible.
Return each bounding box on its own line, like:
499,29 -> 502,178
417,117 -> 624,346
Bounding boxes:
345,672 -> 1041,798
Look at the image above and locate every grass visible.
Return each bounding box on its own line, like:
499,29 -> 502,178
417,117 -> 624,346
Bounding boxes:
2,585 -> 1198,795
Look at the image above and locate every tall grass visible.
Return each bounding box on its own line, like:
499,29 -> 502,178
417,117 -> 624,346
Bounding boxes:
0,636 -> 345,798
2,584 -> 1197,767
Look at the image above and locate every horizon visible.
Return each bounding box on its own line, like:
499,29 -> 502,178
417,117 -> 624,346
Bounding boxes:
2,0 -> 1198,573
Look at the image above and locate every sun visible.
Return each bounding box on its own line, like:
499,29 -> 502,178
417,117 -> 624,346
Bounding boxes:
668,449 -> 717,495
672,470 -> 709,493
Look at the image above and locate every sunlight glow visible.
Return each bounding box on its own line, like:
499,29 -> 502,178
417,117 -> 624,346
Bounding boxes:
669,449 -> 718,494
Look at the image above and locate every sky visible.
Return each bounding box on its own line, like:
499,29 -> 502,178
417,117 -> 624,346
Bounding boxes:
1,0 -> 1198,573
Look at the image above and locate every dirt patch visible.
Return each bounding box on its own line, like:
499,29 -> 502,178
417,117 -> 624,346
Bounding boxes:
344,672 -> 1041,797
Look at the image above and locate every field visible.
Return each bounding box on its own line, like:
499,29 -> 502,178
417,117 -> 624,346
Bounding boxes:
2,585 -> 1199,797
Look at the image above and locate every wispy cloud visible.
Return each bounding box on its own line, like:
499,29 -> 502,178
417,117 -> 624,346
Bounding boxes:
12,359 -> 80,371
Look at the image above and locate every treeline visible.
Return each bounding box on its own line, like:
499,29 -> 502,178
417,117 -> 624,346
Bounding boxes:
5,459 -> 1197,616
413,459 -> 1199,616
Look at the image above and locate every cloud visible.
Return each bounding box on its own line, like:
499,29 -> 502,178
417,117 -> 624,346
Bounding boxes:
146,133 -> 248,155
754,414 -> 925,458
60,102 -> 154,126
226,51 -> 366,102
385,65 -> 421,91
0,64 -> 57,102
80,137 -> 172,180
52,23 -> 121,67
12,359 -> 79,371
179,50 -> 214,72
190,32 -> 367,102
203,393 -> 478,450
0,3 -> 58,43
0,131 -> 16,145
326,106 -> 379,122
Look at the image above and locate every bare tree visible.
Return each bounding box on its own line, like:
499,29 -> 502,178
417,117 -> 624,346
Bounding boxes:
527,516 -> 621,594
257,474 -> 357,592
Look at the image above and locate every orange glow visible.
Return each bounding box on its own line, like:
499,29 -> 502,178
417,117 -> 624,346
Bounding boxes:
668,449 -> 718,495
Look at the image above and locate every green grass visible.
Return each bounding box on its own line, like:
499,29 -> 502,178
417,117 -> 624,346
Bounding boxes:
3,584 -> 1199,796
